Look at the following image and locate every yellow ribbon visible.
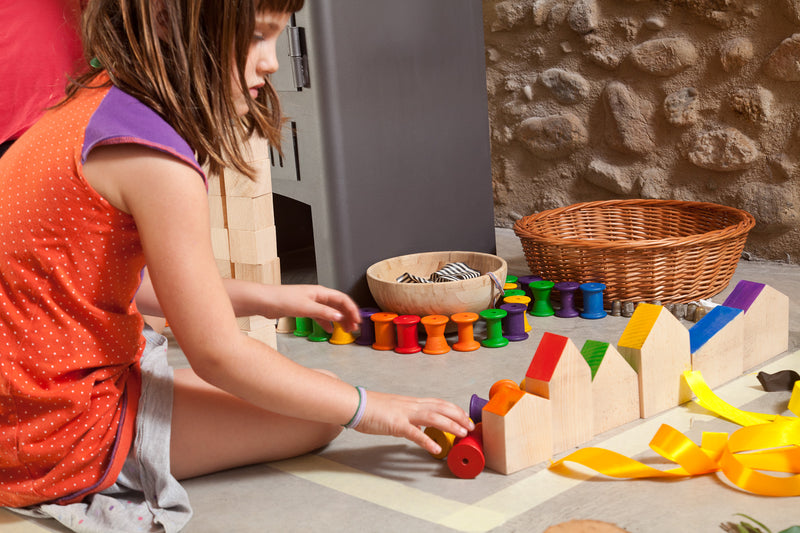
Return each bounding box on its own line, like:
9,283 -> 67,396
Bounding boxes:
682,370 -> 775,426
550,371 -> 800,496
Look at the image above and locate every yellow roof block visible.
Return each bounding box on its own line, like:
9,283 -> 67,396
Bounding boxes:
618,303 -> 662,349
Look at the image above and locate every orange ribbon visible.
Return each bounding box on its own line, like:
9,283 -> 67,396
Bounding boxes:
550,371 -> 800,496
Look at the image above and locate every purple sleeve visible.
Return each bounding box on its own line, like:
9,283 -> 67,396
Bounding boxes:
82,86 -> 206,184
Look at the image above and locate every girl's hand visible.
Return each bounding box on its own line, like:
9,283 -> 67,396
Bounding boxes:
354,391 -> 474,455
224,281 -> 361,333
265,284 -> 361,333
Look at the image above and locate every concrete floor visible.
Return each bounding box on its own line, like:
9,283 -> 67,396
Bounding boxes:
6,228 -> 800,532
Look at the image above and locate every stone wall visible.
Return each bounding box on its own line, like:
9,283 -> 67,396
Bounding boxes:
483,0 -> 800,261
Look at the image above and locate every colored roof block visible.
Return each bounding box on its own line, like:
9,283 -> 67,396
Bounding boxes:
618,303 -> 662,349
580,340 -> 609,380
689,305 -> 743,353
526,332 -> 568,382
483,386 -> 526,417
722,280 -> 765,313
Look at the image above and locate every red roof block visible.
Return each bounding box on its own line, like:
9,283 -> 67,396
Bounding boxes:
526,332 -> 568,382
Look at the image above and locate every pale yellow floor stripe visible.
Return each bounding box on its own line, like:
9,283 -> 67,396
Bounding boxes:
270,455 -> 509,532
274,349 -> 800,532
0,509 -> 51,533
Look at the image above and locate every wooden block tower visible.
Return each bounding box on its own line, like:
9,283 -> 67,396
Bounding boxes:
482,385 -> 552,475
617,304 -> 692,418
722,280 -> 789,371
580,340 -> 639,436
688,305 -> 744,388
207,136 -> 280,348
524,332 -> 593,453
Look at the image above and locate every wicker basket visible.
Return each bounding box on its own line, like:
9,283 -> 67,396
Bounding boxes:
513,199 -> 755,304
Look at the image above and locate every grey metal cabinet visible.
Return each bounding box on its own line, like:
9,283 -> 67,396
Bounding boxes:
270,0 -> 495,305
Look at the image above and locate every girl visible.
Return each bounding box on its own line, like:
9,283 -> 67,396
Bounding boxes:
0,0 -> 473,530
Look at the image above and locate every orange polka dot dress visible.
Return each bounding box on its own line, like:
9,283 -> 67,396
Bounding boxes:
0,76 -> 204,507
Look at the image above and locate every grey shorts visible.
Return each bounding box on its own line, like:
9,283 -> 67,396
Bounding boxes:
14,325 -> 193,532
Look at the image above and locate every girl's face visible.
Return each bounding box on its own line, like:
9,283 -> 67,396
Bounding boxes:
233,11 -> 292,116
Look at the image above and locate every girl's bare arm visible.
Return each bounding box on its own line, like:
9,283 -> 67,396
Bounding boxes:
83,143 -> 472,453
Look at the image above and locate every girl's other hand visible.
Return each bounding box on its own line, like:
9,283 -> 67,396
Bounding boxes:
354,391 -> 474,455
271,284 -> 361,333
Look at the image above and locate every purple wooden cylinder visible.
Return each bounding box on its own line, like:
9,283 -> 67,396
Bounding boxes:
355,307 -> 381,345
554,281 -> 580,318
500,302 -> 528,341
469,394 -> 489,424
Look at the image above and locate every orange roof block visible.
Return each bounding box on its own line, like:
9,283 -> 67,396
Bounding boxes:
483,386 -> 526,417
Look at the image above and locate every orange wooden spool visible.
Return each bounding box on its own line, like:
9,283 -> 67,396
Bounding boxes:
421,314 -> 450,355
451,312 -> 480,352
370,312 -> 398,351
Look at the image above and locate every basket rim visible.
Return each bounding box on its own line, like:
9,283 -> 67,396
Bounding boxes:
513,199 -> 755,250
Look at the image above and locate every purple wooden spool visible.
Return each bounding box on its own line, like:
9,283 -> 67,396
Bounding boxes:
355,307 -> 381,345
500,302 -> 528,341
554,281 -> 580,318
469,394 -> 489,424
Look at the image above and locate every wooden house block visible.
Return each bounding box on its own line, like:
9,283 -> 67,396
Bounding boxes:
524,332 -> 593,453
722,280 -> 789,371
228,226 -> 277,265
482,387 -> 552,475
617,304 -> 692,418
234,258 -> 281,285
225,194 -> 275,231
245,323 -> 277,349
208,194 -> 227,229
210,227 -> 230,261
580,340 -> 639,436
689,305 -> 744,388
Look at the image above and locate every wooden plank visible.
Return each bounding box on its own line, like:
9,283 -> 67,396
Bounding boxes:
223,137 -> 272,198
244,322 -> 277,349
215,258 -> 234,279
234,258 -> 281,285
225,193 -> 275,231
208,194 -> 227,229
206,172 -> 223,196
237,315 -> 272,332
210,227 -> 230,261
228,226 -> 277,265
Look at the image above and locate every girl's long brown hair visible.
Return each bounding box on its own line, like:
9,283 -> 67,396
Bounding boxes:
67,0 -> 304,179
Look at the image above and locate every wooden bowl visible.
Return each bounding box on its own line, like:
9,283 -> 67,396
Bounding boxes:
366,251 -> 508,317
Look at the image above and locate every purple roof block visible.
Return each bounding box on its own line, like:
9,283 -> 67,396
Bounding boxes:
722,280 -> 765,313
